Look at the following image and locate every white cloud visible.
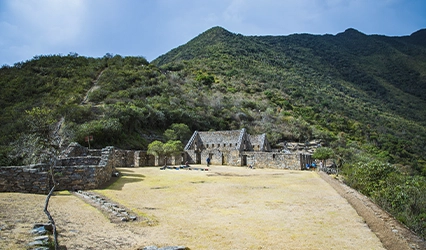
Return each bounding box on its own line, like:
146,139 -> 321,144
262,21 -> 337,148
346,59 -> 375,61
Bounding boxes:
8,0 -> 88,46
223,0 -> 246,23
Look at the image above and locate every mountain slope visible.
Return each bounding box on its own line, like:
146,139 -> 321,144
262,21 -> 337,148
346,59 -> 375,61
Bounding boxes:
153,27 -> 426,167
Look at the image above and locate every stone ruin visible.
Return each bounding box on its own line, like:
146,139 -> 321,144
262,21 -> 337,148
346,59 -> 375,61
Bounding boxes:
184,128 -> 320,170
0,136 -> 325,195
0,142 -> 183,194
0,144 -> 115,194
75,190 -> 138,222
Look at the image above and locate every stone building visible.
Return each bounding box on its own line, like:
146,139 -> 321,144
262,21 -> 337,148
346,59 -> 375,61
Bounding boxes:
185,128 -> 270,166
184,128 -> 312,170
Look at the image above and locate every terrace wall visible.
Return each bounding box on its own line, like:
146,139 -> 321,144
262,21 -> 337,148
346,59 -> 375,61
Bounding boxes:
0,146 -> 115,194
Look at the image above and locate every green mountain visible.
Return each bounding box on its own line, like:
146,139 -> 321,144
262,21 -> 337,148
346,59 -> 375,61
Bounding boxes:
1,27 -> 425,238
1,26 -> 426,169
154,26 -> 426,168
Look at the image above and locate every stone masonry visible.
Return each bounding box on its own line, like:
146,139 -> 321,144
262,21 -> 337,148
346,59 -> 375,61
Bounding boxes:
0,143 -> 160,194
184,128 -> 314,169
0,145 -> 115,194
0,137 -> 318,194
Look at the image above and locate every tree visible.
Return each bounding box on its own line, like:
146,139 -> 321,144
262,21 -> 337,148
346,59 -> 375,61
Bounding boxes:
163,140 -> 184,159
312,147 -> 334,168
163,123 -> 191,142
147,140 -> 184,166
147,140 -> 164,159
13,107 -> 63,249
10,107 -> 58,164
76,118 -> 122,147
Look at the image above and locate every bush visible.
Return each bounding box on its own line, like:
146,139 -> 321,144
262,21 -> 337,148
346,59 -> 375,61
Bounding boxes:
343,161 -> 426,239
344,160 -> 396,196
75,118 -> 122,147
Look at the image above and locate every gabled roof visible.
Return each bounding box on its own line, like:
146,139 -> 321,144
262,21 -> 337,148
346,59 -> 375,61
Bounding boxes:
249,134 -> 263,146
184,128 -> 247,150
198,129 -> 242,144
249,133 -> 270,151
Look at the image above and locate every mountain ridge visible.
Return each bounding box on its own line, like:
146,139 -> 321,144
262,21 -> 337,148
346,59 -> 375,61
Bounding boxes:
154,26 -> 426,122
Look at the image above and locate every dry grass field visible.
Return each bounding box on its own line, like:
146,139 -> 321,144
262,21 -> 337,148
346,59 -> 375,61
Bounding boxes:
0,165 -> 393,250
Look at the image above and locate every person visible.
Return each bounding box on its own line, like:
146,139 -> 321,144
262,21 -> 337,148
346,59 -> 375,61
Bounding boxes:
206,157 -> 211,167
305,163 -> 310,170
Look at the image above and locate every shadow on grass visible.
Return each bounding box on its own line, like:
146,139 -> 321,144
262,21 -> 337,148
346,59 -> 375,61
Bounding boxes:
101,169 -> 145,190
54,190 -> 73,196
120,172 -> 146,178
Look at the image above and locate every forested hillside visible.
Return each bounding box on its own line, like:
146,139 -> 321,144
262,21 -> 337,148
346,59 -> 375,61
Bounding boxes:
1,27 -> 425,238
154,27 -> 426,171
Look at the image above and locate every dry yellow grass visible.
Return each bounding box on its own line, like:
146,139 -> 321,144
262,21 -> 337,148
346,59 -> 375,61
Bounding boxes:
99,166 -> 385,249
0,166 -> 386,249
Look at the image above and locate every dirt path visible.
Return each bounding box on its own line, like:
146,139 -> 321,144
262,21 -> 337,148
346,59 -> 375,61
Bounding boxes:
0,166 -> 424,249
80,68 -> 106,105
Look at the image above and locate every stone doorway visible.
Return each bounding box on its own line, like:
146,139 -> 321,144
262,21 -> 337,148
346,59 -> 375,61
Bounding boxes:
196,152 -> 201,164
241,155 -> 247,166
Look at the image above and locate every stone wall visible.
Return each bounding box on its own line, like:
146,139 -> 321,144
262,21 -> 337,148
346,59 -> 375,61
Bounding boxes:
186,148 -> 244,166
1,142 -> 313,194
245,152 -> 308,170
113,149 -> 136,167
185,150 -> 310,170
0,143 -> 168,194
64,144 -> 157,168
185,150 -> 199,164
0,146 -> 115,194
0,164 -> 114,194
111,149 -> 156,167
109,147 -> 185,168
0,164 -> 50,194
52,163 -> 114,192
60,142 -> 103,158
57,157 -> 101,166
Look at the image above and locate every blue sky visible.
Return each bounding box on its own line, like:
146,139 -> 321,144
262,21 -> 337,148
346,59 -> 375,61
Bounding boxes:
1,0 -> 425,66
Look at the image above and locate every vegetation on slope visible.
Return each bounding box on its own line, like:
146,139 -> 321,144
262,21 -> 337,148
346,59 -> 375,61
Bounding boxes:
154,27 -> 426,172
1,27 -> 425,238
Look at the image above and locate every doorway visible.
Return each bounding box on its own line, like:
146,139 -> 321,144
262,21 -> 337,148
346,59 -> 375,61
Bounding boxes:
242,155 -> 247,166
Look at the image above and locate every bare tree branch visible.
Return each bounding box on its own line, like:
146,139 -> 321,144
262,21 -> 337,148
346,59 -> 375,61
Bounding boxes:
44,158 -> 59,249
